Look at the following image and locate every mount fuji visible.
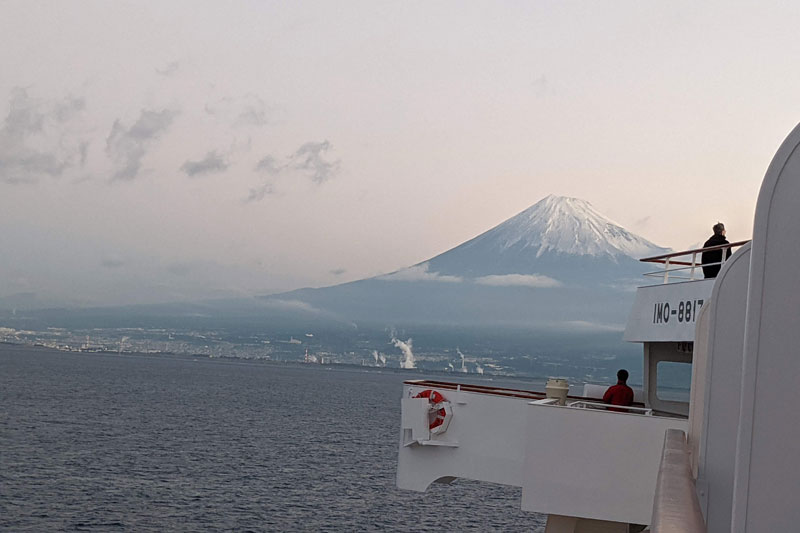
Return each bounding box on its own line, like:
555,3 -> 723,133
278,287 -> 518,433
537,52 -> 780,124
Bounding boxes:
271,196 -> 669,329
402,195 -> 665,282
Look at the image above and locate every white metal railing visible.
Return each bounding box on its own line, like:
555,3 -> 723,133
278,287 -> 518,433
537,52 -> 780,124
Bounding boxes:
566,400 -> 653,416
640,240 -> 750,284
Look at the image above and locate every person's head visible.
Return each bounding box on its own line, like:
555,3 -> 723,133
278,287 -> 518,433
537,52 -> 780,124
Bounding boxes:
713,222 -> 726,236
617,369 -> 629,383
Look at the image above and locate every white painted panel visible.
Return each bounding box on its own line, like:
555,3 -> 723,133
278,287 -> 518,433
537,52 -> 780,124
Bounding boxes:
521,404 -> 687,524
624,280 -> 715,342
397,385 -> 532,491
401,397 -> 431,443
733,123 -> 800,532
691,244 -> 749,532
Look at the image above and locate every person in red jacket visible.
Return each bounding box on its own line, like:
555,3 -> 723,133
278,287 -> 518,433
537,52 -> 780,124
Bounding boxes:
603,369 -> 634,410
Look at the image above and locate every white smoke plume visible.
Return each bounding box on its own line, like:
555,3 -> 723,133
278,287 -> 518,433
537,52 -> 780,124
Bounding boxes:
457,348 -> 468,373
391,335 -> 416,369
475,363 -> 484,375
372,350 -> 387,367
448,362 -> 454,371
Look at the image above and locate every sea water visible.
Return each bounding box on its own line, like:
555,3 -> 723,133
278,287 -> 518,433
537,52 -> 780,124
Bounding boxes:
1,346 -> 546,532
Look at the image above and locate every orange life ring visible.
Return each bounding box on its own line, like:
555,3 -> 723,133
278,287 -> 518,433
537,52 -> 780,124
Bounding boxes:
414,389 -> 450,433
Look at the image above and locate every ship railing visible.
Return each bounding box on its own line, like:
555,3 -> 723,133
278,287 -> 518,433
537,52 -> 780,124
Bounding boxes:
640,240 -> 750,284
567,400 -> 653,416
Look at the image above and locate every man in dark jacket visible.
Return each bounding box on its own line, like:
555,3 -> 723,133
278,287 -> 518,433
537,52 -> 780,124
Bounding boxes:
701,222 -> 732,279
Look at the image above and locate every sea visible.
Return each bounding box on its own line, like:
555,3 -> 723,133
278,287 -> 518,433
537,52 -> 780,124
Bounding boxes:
1,345 -> 547,532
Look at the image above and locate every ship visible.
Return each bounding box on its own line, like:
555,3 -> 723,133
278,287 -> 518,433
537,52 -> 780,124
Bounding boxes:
396,123 -> 800,532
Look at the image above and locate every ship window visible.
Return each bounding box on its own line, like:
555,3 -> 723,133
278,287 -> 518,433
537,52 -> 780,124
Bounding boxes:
656,361 -> 691,403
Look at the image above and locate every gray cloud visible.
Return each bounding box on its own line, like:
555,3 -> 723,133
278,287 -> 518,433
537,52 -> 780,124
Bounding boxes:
0,88 -> 87,184
474,273 -> 562,288
245,156 -> 282,201
180,151 -> 229,177
532,74 -> 548,97
330,268 -> 346,276
246,182 -> 275,202
237,100 -> 268,127
101,257 -> 125,269
246,140 -> 339,202
255,155 -> 282,175
79,141 -> 89,167
105,108 -> 177,181
290,140 -> 339,184
156,60 -> 180,77
166,263 -> 192,276
205,94 -> 269,127
380,263 -> 463,283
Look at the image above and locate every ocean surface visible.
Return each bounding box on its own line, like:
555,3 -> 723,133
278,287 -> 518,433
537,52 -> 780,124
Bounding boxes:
1,345 -> 547,532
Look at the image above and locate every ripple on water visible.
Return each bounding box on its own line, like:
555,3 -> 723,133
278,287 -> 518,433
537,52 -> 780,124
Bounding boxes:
1,346 -> 546,532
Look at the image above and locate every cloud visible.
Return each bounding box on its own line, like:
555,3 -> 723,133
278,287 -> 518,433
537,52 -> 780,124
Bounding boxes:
330,268 -> 346,276
554,320 -> 625,333
532,74 -> 548,97
245,182 -> 275,202
0,88 -> 87,184
289,140 -> 339,184
166,263 -> 192,276
156,60 -> 180,77
475,273 -> 562,288
380,263 -> 463,283
260,298 -> 322,313
101,257 -> 125,269
246,141 -> 339,201
237,99 -> 268,127
245,156 -> 283,200
205,94 -> 269,127
255,155 -> 281,175
105,108 -> 177,181
180,151 -> 229,177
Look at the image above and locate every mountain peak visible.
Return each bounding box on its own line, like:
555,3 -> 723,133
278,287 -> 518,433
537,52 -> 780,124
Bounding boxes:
467,195 -> 667,259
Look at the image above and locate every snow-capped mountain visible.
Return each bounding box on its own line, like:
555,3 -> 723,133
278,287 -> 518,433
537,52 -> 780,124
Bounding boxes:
416,195 -> 668,281
468,195 -> 664,258
270,195 -> 669,327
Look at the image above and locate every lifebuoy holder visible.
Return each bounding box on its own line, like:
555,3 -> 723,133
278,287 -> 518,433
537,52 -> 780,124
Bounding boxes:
414,389 -> 453,435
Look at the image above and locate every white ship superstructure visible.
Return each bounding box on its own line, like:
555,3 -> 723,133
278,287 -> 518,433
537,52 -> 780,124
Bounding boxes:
396,123 -> 800,532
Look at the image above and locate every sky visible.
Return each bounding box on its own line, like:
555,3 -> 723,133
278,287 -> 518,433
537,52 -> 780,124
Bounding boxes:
2,1 -> 800,307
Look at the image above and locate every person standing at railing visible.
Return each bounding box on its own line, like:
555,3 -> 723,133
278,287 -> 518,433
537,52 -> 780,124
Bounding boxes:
701,222 -> 732,278
603,369 -> 634,411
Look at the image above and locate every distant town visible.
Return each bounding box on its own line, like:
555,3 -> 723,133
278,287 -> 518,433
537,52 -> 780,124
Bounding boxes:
0,320 -> 641,387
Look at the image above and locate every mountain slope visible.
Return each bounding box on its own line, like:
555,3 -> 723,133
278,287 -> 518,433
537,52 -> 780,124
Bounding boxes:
389,195 -> 667,282
271,195 -> 668,327
453,195 -> 663,259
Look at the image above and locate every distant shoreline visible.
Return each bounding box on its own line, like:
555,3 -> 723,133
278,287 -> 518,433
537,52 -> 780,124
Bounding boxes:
0,340 -> 553,389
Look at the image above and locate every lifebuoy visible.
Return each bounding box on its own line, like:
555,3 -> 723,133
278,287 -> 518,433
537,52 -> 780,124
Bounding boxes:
414,389 -> 452,434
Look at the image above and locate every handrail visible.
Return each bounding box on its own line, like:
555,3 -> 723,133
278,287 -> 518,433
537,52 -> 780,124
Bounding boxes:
638,240 -> 750,283
640,240 -> 750,263
567,400 -> 653,416
650,429 -> 706,532
403,380 -> 651,406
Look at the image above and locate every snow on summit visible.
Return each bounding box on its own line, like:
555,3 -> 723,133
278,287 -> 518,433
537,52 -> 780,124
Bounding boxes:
472,195 -> 666,259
